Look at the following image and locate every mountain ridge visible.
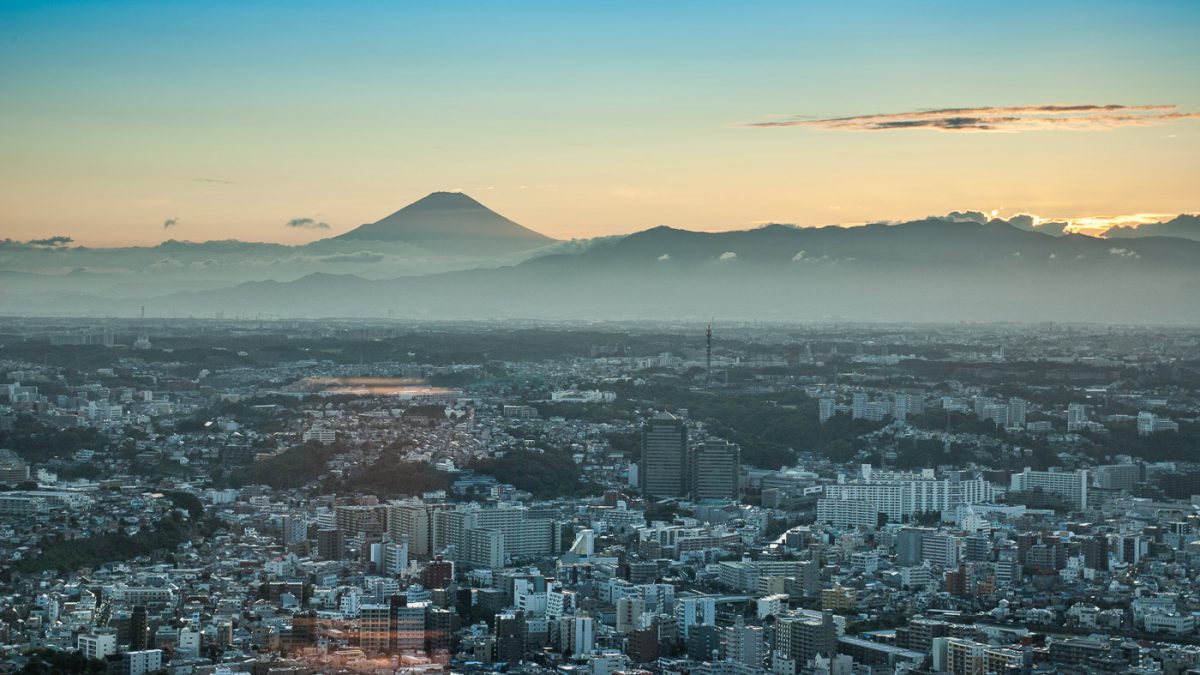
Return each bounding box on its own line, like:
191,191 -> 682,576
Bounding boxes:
9,215 -> 1197,323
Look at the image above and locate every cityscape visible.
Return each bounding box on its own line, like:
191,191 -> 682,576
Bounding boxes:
1,319 -> 1199,674
3,1 -> 1200,674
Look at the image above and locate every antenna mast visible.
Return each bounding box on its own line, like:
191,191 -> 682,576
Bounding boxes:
705,321 -> 712,388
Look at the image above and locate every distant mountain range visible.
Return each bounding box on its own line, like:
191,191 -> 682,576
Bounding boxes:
2,195 -> 1198,323
1104,214 -> 1200,241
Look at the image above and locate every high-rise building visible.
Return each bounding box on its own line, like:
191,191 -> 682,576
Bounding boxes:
78,631 -> 117,660
921,533 -> 960,569
129,605 -> 148,651
392,600 -> 427,653
426,607 -> 456,654
336,504 -> 385,537
561,615 -> 594,656
122,649 -> 163,675
640,412 -> 687,498
494,611 -> 527,664
1094,464 -> 1140,490
387,500 -> 446,558
818,398 -> 835,424
675,596 -> 716,638
774,612 -> 837,665
725,618 -> 765,668
316,528 -> 344,560
1137,411 -> 1179,435
686,624 -> 723,661
434,505 -> 556,567
851,392 -> 868,420
1007,398 -> 1027,428
1066,403 -> 1088,432
281,515 -> 308,546
1010,468 -> 1089,510
819,467 -> 996,525
897,527 -> 931,566
893,393 -> 917,423
616,596 -> 645,634
359,603 -> 393,654
688,438 -> 740,501
382,540 -> 408,575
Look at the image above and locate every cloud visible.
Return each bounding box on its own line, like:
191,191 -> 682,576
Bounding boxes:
1007,213 -> 1070,236
747,104 -> 1200,133
718,251 -> 738,260
316,252 -> 385,264
287,217 -> 331,229
657,253 -> 671,261
944,210 -> 989,224
792,250 -> 806,261
1108,247 -> 1139,258
27,235 -> 74,247
193,178 -> 237,185
163,217 -> 178,228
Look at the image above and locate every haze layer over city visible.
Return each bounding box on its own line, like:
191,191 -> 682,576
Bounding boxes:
2,2 -> 1200,675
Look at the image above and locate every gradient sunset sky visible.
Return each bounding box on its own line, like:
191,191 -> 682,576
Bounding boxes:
2,0 -> 1198,246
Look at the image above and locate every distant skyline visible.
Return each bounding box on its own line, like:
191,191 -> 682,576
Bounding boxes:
2,0 -> 1198,246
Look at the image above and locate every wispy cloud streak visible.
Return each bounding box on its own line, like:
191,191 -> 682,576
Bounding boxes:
748,104 -> 1200,132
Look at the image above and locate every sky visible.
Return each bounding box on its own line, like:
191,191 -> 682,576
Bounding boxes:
1,0 -> 1198,246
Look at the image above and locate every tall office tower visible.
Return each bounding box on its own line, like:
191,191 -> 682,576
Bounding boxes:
130,605 -> 149,651
1007,398 -> 1027,428
818,398 -> 835,424
688,438 -> 741,501
640,412 -> 687,498
1066,403 -> 1088,432
851,392 -> 868,420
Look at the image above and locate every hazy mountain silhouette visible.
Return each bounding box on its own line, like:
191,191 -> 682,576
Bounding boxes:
333,191 -> 555,255
1104,214 -> 1200,241
0,193 -> 559,299
15,215 -> 1199,323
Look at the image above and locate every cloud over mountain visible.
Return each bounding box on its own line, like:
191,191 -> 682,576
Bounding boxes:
27,235 -> 75,247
